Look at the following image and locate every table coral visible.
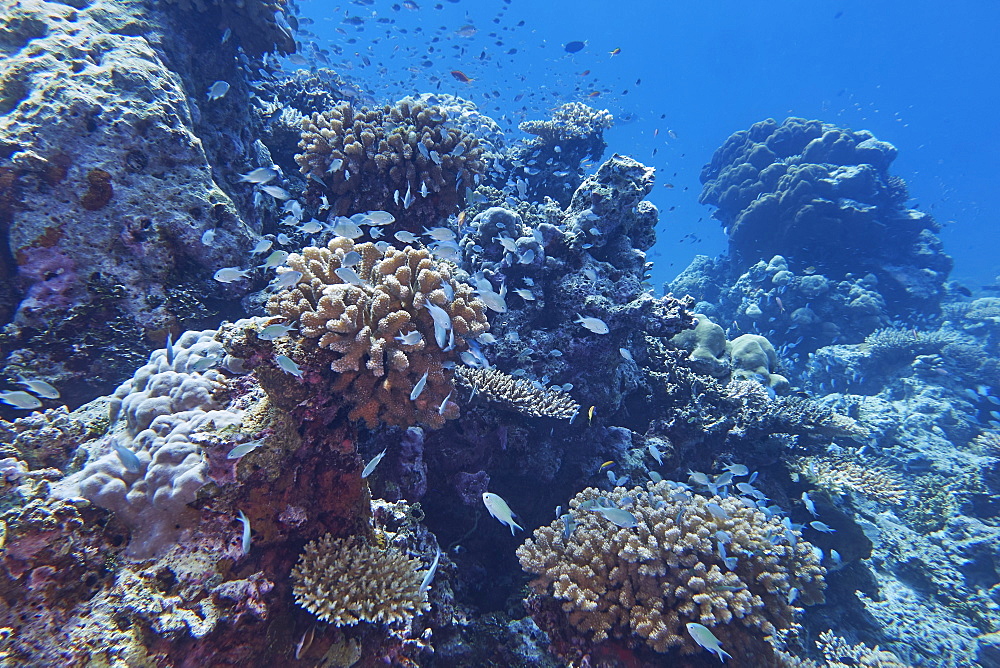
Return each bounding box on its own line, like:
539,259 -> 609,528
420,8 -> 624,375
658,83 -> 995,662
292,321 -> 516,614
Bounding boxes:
454,367 -> 580,419
295,96 -> 485,221
517,481 -> 826,660
266,237 -> 489,429
291,533 -> 429,627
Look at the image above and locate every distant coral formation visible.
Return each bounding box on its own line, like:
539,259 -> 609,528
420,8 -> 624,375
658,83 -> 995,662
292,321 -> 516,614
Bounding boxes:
291,534 -> 429,626
455,366 -> 580,419
795,454 -> 906,505
296,96 -> 485,220
267,238 -> 489,428
517,481 -> 825,659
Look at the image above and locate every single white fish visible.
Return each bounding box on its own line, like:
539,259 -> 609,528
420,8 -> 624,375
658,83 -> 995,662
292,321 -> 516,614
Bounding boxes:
647,441 -> 663,465
810,520 -> 835,533
335,267 -> 365,285
419,547 -> 441,594
365,210 -> 396,226
341,251 -> 362,267
395,330 -> 423,345
686,623 -> 732,663
438,391 -> 452,415
275,354 -> 303,377
619,348 -> 634,362
424,302 -> 452,331
236,510 -> 251,555
299,220 -> 323,234
207,80 -> 230,100
369,226 -> 384,239
801,491 -> 818,517
260,185 -> 291,200
494,236 -> 518,252
403,183 -> 415,209
270,270 -> 302,291
575,314 -> 609,334
410,370 -> 429,400
201,229 -> 217,246
519,249 -> 535,265
221,27 -> 232,43
394,230 -> 419,244
419,181 -> 429,198
423,226 -> 456,241
725,463 -> 750,477
112,439 -> 142,474
331,219 -> 364,239
482,492 -> 523,535
214,267 -> 251,283
361,448 -> 386,478
276,233 -> 292,245
478,290 -> 507,313
251,239 -> 273,254
16,375 -> 59,399
588,506 -> 638,528
706,503 -> 730,520
326,158 -> 344,173
259,322 -> 294,340
238,167 -> 277,184
227,440 -> 264,459
259,250 -> 289,269
165,331 -> 175,365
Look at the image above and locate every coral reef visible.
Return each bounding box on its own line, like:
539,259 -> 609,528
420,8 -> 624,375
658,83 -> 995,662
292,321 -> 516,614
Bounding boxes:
52,330 -> 237,559
295,96 -> 486,221
454,367 -> 580,419
517,481 -> 825,661
265,237 -> 489,428
793,454 -> 906,505
291,533 -> 430,627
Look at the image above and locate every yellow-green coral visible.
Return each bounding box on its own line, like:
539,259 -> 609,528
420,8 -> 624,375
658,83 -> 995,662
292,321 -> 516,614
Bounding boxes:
291,534 -> 429,627
730,333 -> 789,391
670,313 -> 730,378
295,96 -> 485,220
517,481 -> 825,657
266,237 -> 489,428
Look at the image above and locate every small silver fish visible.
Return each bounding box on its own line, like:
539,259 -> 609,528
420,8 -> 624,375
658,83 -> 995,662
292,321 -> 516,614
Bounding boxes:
112,439 -> 142,474
410,370 -> 429,400
251,239 -> 273,254
519,249 -> 535,265
686,623 -> 732,662
238,167 -> 277,184
236,510 -> 251,555
270,270 -> 302,291
299,220 -> 323,234
260,185 -> 291,200
365,210 -> 396,226
335,267 -> 365,285
619,348 -> 634,362
647,441 -> 663,465
214,267 -> 251,283
419,547 -> 441,594
16,375 -> 59,399
394,230 -> 419,244
575,314 -> 609,334
227,440 -> 264,459
275,355 -> 303,377
331,219 -> 364,239
165,331 -> 175,366
801,491 -> 818,517
259,250 -> 289,269
438,391 -> 452,415
483,492 -> 523,535
725,463 -> 750,477
361,448 -> 386,478
809,520 -> 835,533
201,229 -> 217,246
341,251 -> 362,267
259,322 -> 294,340
395,330 -> 423,345
423,226 -> 455,241
589,506 -> 638,528
705,503 -> 730,520
276,233 -> 292,245
207,80 -> 230,100
514,288 -> 535,301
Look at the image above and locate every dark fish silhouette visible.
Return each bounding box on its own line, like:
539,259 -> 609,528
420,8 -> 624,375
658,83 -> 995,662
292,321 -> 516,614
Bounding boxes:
564,41 -> 586,53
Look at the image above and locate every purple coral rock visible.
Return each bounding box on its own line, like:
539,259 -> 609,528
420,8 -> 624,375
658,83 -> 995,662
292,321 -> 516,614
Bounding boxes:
453,470 -> 490,506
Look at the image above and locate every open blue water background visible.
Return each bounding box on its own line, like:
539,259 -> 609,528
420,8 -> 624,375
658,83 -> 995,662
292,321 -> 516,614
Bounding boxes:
298,0 -> 999,289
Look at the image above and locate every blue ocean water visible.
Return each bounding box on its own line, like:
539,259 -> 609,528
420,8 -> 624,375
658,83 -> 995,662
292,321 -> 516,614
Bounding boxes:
298,0 -> 1000,288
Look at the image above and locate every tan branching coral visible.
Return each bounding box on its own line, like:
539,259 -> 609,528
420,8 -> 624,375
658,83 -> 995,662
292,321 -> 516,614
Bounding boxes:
517,481 -> 825,658
266,238 -> 489,428
776,629 -> 910,667
454,367 -> 580,419
296,97 -> 485,220
291,534 -> 429,627
794,455 -> 906,505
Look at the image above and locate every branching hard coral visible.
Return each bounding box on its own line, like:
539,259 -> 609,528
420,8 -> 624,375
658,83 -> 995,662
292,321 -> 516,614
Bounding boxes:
295,97 -> 485,220
454,367 -> 580,419
291,534 -> 429,627
794,454 -> 906,505
863,327 -> 961,364
517,481 -> 825,659
763,397 -> 869,441
266,238 -> 489,428
775,629 -> 910,667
